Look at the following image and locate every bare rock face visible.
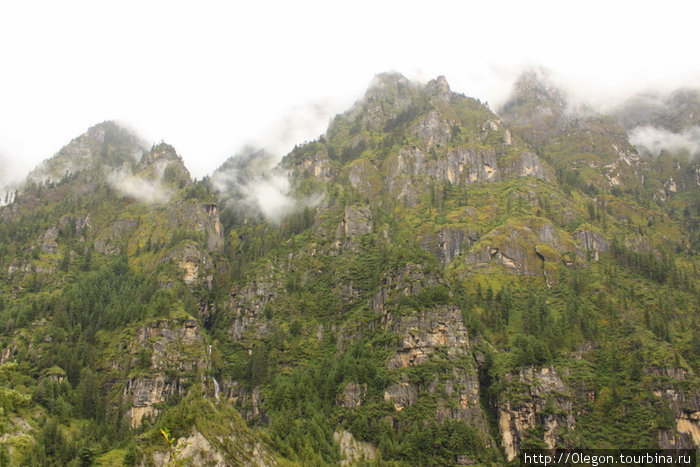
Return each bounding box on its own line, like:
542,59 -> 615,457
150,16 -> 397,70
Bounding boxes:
298,148 -> 335,181
343,205 -> 373,238
421,227 -> 478,265
384,147 -> 424,206
203,204 -> 224,252
384,145 -> 502,206
151,430 -> 226,467
387,306 -> 470,369
125,376 -> 185,428
497,367 -> 575,461
329,203 -> 376,256
464,220 -> 578,282
138,143 -> 192,189
227,270 -> 278,340
506,151 -> 552,181
149,426 -> 280,467
40,226 -> 59,253
334,430 -> 378,466
379,303 -> 491,436
437,147 -> 499,185
122,319 -> 207,428
426,75 -> 452,103
166,200 -> 226,254
436,367 -> 484,425
384,375 -> 420,410
337,382 -> 367,408
648,368 -> 700,448
158,243 -> 213,285
410,111 -> 453,150
347,159 -> 381,200
573,228 -> 610,261
360,72 -> 417,131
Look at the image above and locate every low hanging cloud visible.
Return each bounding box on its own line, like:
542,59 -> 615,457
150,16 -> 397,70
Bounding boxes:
206,96 -> 343,224
628,125 -> 700,159
211,148 -> 291,223
107,168 -> 173,204
211,146 -> 322,224
244,173 -> 295,222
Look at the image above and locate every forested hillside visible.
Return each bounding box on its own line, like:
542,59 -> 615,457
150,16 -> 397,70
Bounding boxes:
0,72 -> 697,466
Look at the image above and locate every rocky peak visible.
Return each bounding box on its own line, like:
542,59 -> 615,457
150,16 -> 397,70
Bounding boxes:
427,75 -> 452,102
498,69 -> 569,136
507,68 -> 567,109
364,71 -> 413,101
26,121 -> 146,185
613,88 -> 700,132
137,142 -> 192,188
499,68 -> 646,190
140,142 -> 181,165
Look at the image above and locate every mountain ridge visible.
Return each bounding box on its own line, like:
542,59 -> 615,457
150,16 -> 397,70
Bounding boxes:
0,71 -> 698,465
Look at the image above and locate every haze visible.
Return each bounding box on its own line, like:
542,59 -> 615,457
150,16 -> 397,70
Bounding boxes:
1,0 -> 698,188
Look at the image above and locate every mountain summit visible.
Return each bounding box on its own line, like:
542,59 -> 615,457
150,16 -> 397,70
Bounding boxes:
26,121 -> 147,185
0,73 -> 698,465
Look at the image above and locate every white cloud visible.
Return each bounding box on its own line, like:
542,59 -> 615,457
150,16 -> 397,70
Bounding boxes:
629,126 -> 700,159
0,1 -> 698,180
246,173 -> 294,223
211,151 -> 295,224
107,169 -> 173,204
211,145 -> 324,224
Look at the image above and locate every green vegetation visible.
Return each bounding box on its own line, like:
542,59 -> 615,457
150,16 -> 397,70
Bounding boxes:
0,75 -> 698,465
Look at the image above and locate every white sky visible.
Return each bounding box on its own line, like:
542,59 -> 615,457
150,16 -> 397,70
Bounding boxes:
1,0 -> 699,184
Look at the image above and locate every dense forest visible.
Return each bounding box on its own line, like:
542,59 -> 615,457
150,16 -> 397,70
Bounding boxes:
0,72 -> 698,466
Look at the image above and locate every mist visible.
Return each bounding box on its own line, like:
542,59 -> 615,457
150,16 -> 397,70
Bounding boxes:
629,126 -> 700,159
0,154 -> 16,206
107,168 -> 173,204
245,173 -> 294,222
211,148 -> 294,224
207,98 -> 344,225
211,145 -> 324,224
210,152 -> 286,223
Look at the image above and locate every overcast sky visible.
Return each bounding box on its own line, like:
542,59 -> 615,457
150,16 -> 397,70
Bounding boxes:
1,0 -> 698,185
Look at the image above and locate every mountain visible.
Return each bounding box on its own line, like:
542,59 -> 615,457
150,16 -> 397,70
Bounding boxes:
612,88 -> 700,133
0,73 -> 698,466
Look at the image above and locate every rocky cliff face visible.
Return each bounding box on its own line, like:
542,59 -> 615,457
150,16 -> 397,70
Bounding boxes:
333,430 -> 378,466
227,268 -> 279,340
142,400 -> 281,467
500,69 -> 645,190
287,71 -> 556,214
384,305 -> 487,431
207,74 -> 698,466
496,367 -> 575,461
573,228 -> 610,261
117,319 -> 208,428
420,227 -> 478,266
464,218 -> 579,282
648,368 -> 700,448
1,75 -> 698,466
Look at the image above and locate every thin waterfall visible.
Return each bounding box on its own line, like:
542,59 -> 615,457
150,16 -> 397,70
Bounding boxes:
213,377 -> 220,399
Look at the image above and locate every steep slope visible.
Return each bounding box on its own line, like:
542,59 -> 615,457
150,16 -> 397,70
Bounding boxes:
499,69 -> 645,191
609,87 -> 700,252
0,73 -> 698,466
0,123 -> 281,465
209,73 -> 699,465
613,88 -> 700,134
